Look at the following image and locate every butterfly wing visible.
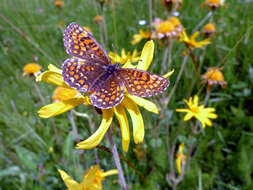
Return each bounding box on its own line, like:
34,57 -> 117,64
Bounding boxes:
119,68 -> 169,97
64,22 -> 110,64
62,58 -> 105,92
90,74 -> 125,109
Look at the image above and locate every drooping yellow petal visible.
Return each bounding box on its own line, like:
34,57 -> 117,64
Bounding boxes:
113,105 -> 130,152
57,169 -> 82,190
127,94 -> 158,114
36,70 -> 68,87
48,64 -> 62,74
122,97 -> 144,144
38,97 -> 85,118
163,69 -> 175,79
101,169 -> 118,177
76,109 -> 114,149
137,40 -> 154,71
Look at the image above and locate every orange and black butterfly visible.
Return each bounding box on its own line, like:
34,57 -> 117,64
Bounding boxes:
62,23 -> 169,109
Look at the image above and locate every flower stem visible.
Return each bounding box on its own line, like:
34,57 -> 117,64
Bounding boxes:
148,0 -> 153,29
33,81 -> 45,105
166,53 -> 189,106
107,126 -> 128,190
67,110 -> 79,140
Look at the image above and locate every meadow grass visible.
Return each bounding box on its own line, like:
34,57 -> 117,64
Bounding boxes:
0,0 -> 253,189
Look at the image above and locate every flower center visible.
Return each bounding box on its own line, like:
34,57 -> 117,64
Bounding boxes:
191,106 -> 199,114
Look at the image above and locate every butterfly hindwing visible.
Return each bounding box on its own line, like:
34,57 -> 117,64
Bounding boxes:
90,75 -> 125,109
62,58 -> 105,92
119,68 -> 170,97
64,22 -> 110,64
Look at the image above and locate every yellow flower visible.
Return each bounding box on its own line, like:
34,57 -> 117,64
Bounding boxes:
156,21 -> 175,38
176,143 -> 186,174
52,86 -> 79,103
54,0 -> 64,8
202,67 -> 227,93
152,17 -> 183,40
179,29 -> 211,49
130,29 -> 151,45
201,23 -> 216,37
58,165 -> 118,190
176,95 -> 218,128
77,41 -> 171,152
37,41 -> 173,152
168,16 -> 183,37
23,63 -> 42,77
108,49 -> 140,64
202,0 -> 225,10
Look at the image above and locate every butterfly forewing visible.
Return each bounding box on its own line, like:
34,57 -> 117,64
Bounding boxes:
62,58 -> 105,92
119,68 -> 170,97
90,75 -> 125,109
64,22 -> 110,64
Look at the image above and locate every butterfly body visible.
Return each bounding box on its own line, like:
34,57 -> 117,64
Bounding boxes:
63,22 -> 169,109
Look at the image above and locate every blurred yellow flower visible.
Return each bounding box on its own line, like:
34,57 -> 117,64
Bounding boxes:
179,29 -> 211,49
23,63 -> 42,77
202,67 -> 227,93
54,0 -> 64,8
202,0 -> 225,10
58,165 -> 118,190
156,21 -> 175,38
168,16 -> 183,36
202,23 -> 216,37
176,143 -> 186,174
108,49 -> 140,64
176,95 -> 218,128
130,29 -> 151,45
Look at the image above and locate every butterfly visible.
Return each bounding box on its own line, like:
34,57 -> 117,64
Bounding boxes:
62,22 -> 170,109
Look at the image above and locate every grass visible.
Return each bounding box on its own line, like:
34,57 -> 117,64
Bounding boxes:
0,0 -> 253,189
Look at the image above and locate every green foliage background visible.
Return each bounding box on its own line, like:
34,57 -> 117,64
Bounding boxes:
0,0 -> 253,189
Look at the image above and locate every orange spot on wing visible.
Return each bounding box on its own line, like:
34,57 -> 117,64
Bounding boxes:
74,75 -> 79,79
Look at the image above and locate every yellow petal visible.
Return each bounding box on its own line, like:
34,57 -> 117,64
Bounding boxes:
127,94 -> 158,114
184,112 -> 193,121
57,169 -> 82,190
101,169 -> 118,177
82,165 -> 98,188
137,40 -> 154,71
76,109 -> 113,149
176,108 -> 190,112
48,64 -> 62,74
163,69 -> 175,79
36,70 -> 68,87
113,105 -> 130,152
176,156 -> 182,174
38,97 -> 84,118
131,34 -> 143,45
122,97 -> 144,144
